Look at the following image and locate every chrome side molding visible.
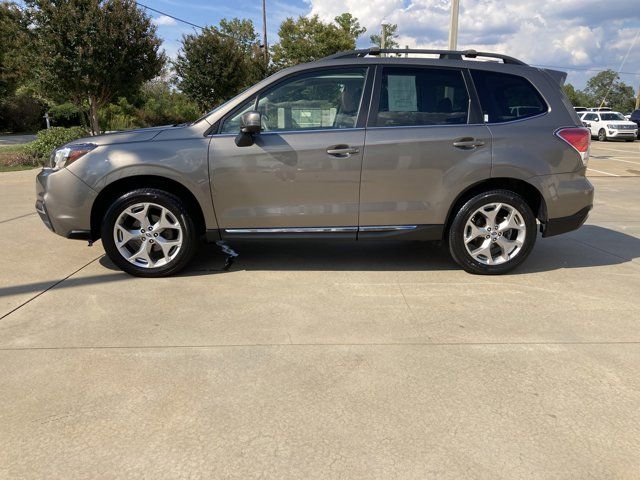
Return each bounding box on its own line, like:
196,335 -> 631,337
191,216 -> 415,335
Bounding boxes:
224,225 -> 418,234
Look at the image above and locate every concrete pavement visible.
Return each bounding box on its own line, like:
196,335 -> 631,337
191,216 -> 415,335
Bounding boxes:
1,165 -> 640,478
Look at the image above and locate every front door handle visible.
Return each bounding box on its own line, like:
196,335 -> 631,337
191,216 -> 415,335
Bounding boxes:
453,138 -> 486,149
327,145 -> 360,157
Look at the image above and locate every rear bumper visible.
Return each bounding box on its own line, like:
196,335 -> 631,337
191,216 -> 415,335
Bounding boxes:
542,205 -> 592,237
35,168 -> 96,239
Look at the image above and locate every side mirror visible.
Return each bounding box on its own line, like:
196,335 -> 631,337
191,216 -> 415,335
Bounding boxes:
235,111 -> 261,147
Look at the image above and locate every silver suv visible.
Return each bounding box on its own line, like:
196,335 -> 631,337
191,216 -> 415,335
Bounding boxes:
36,48 -> 594,277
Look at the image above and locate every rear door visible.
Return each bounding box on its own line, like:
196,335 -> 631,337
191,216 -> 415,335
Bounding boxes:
359,65 -> 492,232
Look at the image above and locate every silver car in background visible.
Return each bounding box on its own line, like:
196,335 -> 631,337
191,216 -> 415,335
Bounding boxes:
36,48 -> 594,277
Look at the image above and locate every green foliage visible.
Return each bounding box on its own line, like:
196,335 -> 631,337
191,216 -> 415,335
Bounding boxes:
334,13 -> 366,39
99,80 -> 200,131
26,0 -> 166,134
0,2 -> 30,98
583,69 -> 636,113
23,126 -> 87,162
137,80 -> 200,126
271,14 -> 360,69
174,21 -> 264,111
0,92 -> 47,133
48,102 -> 84,128
370,24 -> 399,49
100,97 -> 141,131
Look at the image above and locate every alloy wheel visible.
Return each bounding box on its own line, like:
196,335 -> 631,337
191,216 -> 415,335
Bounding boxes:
113,202 -> 183,268
463,202 -> 527,265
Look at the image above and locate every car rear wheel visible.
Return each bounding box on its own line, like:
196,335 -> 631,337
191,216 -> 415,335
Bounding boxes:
448,190 -> 537,275
598,128 -> 607,141
101,188 -> 198,277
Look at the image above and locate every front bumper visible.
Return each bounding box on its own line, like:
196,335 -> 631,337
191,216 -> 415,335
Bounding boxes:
35,168 -> 97,239
607,129 -> 637,139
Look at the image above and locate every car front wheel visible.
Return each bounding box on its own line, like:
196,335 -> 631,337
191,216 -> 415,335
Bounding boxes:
448,190 -> 537,275
101,188 -> 198,277
598,128 -> 607,141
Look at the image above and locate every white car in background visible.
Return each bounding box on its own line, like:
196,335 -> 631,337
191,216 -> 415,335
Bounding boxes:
580,111 -> 637,141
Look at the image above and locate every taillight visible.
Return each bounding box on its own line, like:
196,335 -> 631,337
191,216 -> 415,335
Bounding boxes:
555,127 -> 590,166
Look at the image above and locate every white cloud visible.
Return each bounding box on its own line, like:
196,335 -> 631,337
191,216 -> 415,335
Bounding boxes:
307,0 -> 640,88
152,15 -> 177,26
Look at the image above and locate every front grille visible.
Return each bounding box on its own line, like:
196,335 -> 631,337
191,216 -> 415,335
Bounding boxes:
615,125 -> 636,130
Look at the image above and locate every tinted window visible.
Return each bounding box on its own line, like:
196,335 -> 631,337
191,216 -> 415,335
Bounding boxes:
600,112 -> 625,121
583,113 -> 597,121
471,70 -> 547,123
220,68 -> 367,133
373,67 -> 469,127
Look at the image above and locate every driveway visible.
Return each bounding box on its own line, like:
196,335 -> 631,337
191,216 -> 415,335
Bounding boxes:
1,161 -> 640,478
0,134 -> 36,146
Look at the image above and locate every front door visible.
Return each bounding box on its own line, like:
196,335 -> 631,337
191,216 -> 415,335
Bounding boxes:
209,67 -> 370,235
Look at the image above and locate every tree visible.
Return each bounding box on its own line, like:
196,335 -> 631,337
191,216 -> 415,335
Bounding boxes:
219,17 -> 269,83
584,69 -> 636,113
563,83 -> 590,107
271,14 -> 360,69
174,27 -> 249,111
370,23 -> 399,49
26,0 -> 165,134
334,13 -> 366,39
0,2 -> 30,98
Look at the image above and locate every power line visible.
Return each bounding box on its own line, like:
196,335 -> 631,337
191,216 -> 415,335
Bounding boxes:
533,64 -> 640,76
135,1 -> 205,30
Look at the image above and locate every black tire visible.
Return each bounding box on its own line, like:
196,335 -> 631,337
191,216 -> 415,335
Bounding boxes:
448,190 -> 537,275
101,188 -> 198,277
598,128 -> 607,141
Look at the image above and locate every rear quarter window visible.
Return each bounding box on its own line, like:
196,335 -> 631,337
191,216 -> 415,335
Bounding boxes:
471,70 -> 548,123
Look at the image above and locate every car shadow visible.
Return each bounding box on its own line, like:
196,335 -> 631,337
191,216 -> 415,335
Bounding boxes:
2,225 -> 637,302
98,224 -> 640,276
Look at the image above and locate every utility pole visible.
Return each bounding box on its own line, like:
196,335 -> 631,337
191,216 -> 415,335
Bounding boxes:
636,83 -> 640,110
262,0 -> 269,67
448,0 -> 460,50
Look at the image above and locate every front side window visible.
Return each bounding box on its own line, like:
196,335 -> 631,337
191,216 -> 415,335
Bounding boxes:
373,67 -> 469,127
220,68 -> 367,134
471,70 -> 547,123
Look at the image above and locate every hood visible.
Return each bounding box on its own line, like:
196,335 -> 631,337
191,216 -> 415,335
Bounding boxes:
70,125 -> 174,146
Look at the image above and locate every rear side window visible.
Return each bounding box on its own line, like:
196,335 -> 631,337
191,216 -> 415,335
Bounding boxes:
471,70 -> 547,123
373,67 -> 469,127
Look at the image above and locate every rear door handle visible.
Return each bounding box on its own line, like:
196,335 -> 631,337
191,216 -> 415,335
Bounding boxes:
453,138 -> 486,149
327,145 -> 360,157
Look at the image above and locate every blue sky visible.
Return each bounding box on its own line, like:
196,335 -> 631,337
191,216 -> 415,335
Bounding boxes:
145,0 -> 640,91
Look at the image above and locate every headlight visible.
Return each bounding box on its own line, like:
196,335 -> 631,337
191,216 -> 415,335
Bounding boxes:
606,124 -> 617,130
48,143 -> 96,170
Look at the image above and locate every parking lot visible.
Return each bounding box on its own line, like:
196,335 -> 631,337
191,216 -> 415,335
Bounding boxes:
1,142 -> 640,478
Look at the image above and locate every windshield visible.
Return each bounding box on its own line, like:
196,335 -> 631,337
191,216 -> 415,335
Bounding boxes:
191,86 -> 256,125
601,113 -> 625,121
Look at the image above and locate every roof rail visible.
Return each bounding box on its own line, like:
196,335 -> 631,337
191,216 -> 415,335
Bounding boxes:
322,47 -> 527,65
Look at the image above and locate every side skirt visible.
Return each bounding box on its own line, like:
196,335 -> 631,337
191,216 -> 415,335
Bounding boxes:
212,225 -> 444,241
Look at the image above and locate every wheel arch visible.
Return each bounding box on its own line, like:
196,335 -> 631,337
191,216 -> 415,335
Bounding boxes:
90,175 -> 207,241
443,177 -> 546,239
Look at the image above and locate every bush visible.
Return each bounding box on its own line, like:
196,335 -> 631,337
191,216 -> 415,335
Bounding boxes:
23,126 -> 88,163
48,103 -> 84,128
100,98 -> 142,132
0,93 -> 47,133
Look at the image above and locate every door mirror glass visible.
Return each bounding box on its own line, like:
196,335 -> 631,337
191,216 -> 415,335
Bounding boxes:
241,111 -> 262,134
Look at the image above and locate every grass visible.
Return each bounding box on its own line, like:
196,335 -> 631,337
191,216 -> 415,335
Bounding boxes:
0,143 -> 41,172
0,164 -> 38,172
